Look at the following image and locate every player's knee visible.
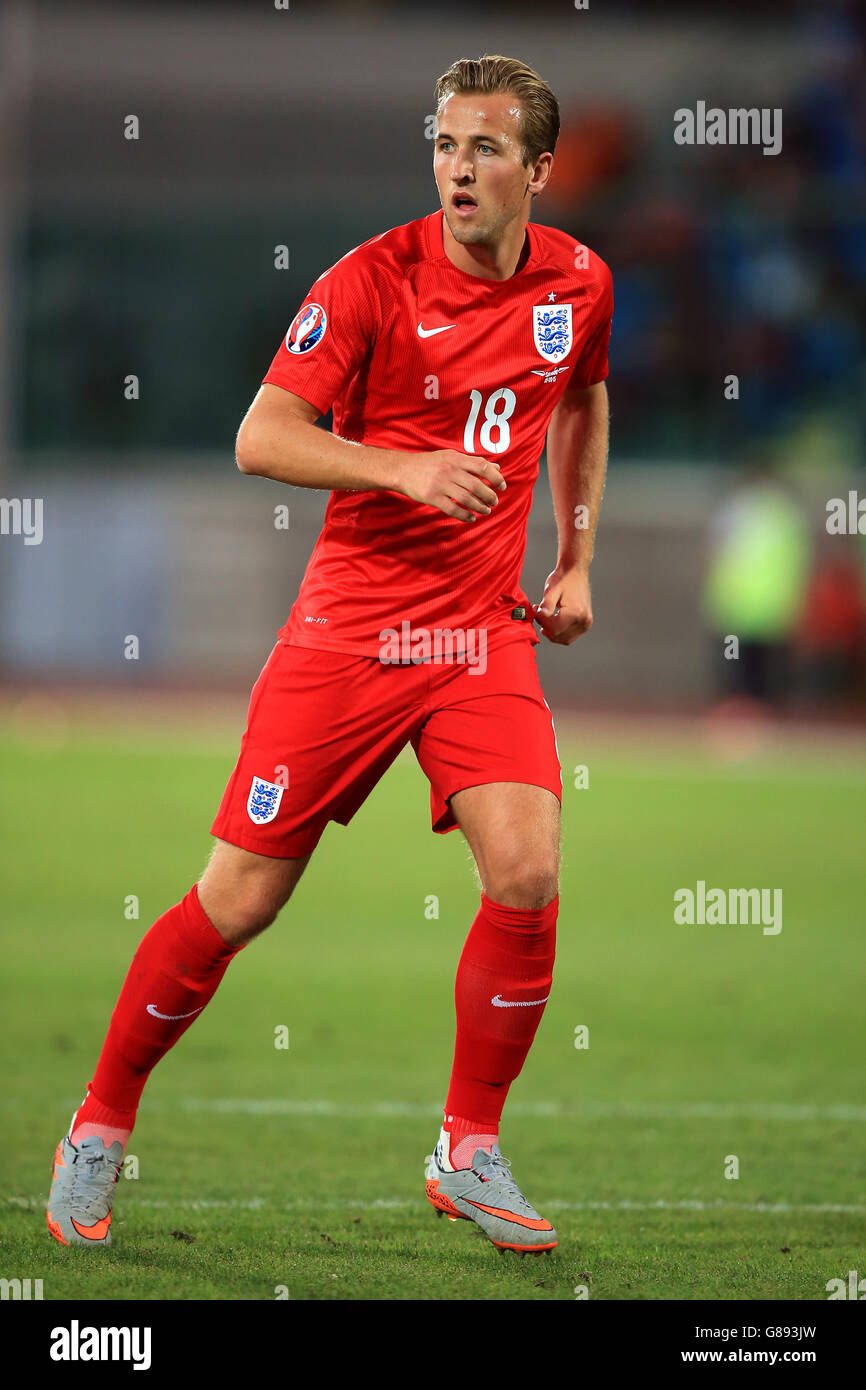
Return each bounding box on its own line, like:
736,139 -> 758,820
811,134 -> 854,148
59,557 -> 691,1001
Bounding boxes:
198,874 -> 293,944
198,843 -> 308,945
229,889 -> 284,940
200,886 -> 282,945
485,850 -> 560,911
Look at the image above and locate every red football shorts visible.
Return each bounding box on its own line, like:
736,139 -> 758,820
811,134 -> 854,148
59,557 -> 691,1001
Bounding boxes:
211,636 -> 562,858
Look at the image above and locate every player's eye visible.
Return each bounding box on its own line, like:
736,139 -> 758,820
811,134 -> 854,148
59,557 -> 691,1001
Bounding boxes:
477,144 -> 496,155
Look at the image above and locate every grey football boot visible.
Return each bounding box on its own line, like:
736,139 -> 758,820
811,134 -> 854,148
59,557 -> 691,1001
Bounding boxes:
425,1140 -> 557,1254
47,1133 -> 123,1247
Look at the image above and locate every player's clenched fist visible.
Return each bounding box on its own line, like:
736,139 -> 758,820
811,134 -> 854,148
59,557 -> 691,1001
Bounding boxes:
402,450 -> 507,522
534,566 -> 594,645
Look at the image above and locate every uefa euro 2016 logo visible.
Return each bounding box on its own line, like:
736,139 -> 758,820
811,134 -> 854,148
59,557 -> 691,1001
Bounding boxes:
286,303 -> 327,354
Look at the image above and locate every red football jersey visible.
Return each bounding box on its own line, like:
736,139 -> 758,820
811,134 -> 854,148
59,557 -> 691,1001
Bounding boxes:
263,211 -> 612,656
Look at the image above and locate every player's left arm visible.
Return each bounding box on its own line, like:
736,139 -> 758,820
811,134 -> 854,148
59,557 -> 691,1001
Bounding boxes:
535,379 -> 609,645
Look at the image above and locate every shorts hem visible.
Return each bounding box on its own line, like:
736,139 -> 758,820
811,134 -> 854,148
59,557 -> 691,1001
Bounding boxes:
209,821 -> 325,859
432,776 -> 562,834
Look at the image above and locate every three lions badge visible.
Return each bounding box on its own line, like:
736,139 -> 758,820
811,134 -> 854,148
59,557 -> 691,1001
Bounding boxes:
532,304 -> 573,364
247,776 -> 284,825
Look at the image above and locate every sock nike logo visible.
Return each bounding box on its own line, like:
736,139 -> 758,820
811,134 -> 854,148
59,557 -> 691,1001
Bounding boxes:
146,1004 -> 205,1020
491,993 -> 550,1008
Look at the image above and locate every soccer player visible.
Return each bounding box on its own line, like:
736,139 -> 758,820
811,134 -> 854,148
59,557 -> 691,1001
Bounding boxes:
47,55 -> 612,1257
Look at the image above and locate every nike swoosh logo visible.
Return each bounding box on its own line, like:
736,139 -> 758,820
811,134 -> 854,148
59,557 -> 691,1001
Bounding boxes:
463,1199 -> 553,1231
71,1213 -> 112,1241
146,1003 -> 205,1020
491,993 -> 550,1008
417,322 -> 456,337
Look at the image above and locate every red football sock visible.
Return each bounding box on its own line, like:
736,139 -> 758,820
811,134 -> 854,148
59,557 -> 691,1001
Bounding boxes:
442,1114 -> 500,1170
444,893 -> 557,1149
70,885 -> 243,1148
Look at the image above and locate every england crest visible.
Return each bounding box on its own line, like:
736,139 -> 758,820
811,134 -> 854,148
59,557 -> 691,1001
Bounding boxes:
532,304 -> 573,364
247,775 -> 284,825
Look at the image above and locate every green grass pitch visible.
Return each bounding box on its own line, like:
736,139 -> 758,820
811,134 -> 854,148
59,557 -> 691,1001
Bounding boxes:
1,708 -> 864,1300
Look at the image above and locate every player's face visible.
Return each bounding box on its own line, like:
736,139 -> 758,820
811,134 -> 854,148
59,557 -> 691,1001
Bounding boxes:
433,92 -> 543,248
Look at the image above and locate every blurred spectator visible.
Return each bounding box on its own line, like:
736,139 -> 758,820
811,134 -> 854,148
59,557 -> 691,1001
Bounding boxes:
702,471 -> 811,706
544,5 -> 866,467
545,104 -> 637,209
797,534 -> 866,703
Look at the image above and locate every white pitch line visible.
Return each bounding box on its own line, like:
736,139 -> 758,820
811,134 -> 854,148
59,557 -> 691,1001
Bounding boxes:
8,1195 -> 865,1216
551,1199 -> 866,1215
600,763 -> 866,787
169,1098 -> 866,1124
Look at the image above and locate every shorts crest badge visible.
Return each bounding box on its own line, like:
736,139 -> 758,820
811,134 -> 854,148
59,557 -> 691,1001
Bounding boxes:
247,776 -> 284,825
532,304 -> 573,364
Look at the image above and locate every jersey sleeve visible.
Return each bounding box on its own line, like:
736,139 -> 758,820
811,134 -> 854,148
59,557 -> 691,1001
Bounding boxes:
569,260 -> 613,389
262,248 -> 384,416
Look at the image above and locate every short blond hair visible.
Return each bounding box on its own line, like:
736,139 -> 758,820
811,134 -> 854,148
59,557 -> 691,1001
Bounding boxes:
434,55 -> 560,166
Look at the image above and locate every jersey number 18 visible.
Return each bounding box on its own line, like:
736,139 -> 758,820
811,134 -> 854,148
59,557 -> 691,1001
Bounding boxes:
463,388 -> 517,455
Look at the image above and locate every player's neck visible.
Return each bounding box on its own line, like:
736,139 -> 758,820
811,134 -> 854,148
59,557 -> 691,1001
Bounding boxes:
441,213 -> 531,282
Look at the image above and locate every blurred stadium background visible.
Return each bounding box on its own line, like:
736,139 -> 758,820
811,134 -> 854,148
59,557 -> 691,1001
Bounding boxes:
0,0 -> 864,712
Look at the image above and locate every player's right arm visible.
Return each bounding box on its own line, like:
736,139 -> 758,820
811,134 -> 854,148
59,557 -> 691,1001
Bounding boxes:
235,384 -> 505,523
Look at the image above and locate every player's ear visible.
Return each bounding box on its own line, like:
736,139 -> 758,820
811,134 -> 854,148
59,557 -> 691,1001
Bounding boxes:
529,152 -> 553,198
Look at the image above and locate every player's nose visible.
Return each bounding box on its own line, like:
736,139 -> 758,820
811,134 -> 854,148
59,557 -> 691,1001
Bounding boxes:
450,153 -> 475,183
